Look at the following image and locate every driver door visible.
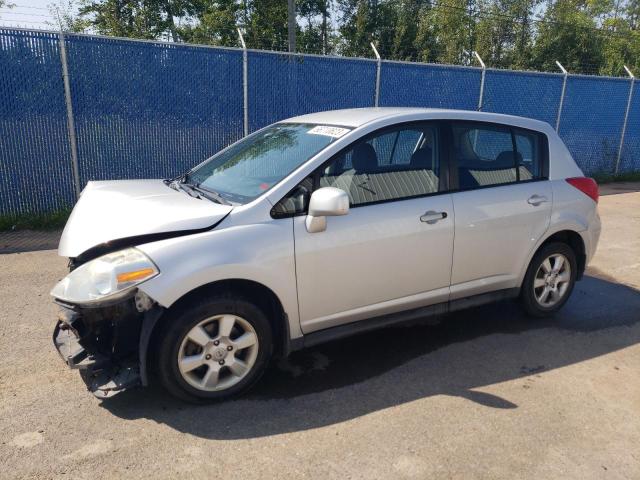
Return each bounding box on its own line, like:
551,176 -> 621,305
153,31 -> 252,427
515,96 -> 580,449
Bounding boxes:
291,123 -> 455,333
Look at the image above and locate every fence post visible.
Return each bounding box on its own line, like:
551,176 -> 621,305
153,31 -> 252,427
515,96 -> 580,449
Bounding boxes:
473,52 -> 485,111
237,28 -> 249,137
555,61 -> 568,132
371,42 -> 381,107
615,65 -> 635,174
58,30 -> 81,199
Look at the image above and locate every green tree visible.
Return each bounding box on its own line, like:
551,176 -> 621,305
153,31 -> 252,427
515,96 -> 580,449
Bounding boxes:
510,0 -> 538,69
337,0 -> 377,57
532,0 -> 605,74
297,0 -> 332,53
180,0 -> 242,46
628,0 -> 640,29
338,0 -> 423,59
33,0 -> 640,77
599,15 -> 640,75
49,1 -> 91,32
415,0 -> 472,64
74,0 -> 201,40
473,0 -> 539,69
389,0 -> 422,60
244,0 -> 288,50
474,0 -> 515,68
375,0 -> 403,57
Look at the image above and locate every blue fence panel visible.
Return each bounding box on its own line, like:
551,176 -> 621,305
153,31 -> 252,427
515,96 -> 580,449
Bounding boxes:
248,51 -> 376,132
2,28 -> 640,218
559,76 -> 629,175
379,62 -> 481,110
65,35 -> 244,185
483,69 -> 563,125
0,29 -> 75,216
620,80 -> 638,173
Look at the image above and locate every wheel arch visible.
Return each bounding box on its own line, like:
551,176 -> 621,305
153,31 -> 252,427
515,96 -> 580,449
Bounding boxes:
145,279 -> 293,380
539,230 -> 586,279
521,229 -> 587,287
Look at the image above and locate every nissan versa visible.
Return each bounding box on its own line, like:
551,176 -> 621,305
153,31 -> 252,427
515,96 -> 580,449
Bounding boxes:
51,108 -> 601,401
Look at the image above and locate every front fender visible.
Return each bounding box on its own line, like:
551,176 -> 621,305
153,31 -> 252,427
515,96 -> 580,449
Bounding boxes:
135,221 -> 301,339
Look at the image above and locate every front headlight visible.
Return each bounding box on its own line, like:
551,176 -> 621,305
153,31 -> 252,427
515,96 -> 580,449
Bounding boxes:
51,248 -> 159,305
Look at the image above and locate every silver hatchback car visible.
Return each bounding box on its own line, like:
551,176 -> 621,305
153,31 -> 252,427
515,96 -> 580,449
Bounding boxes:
51,108 -> 601,401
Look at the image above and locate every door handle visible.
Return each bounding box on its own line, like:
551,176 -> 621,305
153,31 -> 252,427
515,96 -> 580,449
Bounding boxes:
527,195 -> 549,206
420,211 -> 447,224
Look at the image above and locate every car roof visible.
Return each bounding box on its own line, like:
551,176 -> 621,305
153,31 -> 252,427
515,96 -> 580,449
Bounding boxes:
281,107 -> 552,132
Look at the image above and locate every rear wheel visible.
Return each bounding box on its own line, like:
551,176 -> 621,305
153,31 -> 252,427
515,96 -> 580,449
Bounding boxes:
155,293 -> 272,402
521,242 -> 577,317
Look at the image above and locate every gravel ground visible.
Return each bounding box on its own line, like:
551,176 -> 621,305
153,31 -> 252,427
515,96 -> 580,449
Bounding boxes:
1,185 -> 639,479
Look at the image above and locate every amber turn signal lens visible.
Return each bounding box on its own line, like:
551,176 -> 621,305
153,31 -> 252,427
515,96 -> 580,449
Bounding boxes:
116,268 -> 155,283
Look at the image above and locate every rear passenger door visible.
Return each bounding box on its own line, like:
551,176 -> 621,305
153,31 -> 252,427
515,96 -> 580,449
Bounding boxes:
286,122 -> 455,333
449,122 -> 552,299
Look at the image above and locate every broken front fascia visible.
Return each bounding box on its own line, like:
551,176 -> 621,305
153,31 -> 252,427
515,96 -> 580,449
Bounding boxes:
53,290 -> 163,398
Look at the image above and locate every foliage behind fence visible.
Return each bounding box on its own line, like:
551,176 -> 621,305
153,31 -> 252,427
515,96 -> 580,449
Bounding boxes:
0,27 -> 638,216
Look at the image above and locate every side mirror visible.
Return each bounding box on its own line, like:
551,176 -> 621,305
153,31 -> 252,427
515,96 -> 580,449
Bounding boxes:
305,187 -> 349,233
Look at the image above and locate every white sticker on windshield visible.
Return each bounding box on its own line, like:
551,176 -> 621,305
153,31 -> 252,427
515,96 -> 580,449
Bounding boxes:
308,125 -> 350,138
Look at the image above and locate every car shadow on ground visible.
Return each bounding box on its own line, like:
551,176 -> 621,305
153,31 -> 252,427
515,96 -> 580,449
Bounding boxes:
101,273 -> 640,439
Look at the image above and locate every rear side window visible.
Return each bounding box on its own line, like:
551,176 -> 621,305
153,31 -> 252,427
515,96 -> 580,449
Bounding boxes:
452,123 -> 545,190
453,124 -> 516,188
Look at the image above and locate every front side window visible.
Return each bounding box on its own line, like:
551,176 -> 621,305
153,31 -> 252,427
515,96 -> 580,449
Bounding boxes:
186,123 -> 351,204
270,176 -> 313,218
319,124 -> 440,207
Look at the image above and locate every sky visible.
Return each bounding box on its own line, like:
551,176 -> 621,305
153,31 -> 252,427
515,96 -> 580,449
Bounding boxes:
0,0 -> 75,30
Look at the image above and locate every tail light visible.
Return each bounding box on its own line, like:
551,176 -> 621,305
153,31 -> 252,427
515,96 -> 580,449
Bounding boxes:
566,177 -> 599,203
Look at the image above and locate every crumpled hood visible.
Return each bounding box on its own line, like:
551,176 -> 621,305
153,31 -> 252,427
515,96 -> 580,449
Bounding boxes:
59,180 -> 233,258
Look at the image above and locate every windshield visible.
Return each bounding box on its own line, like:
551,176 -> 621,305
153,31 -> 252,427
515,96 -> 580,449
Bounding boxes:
185,123 -> 351,204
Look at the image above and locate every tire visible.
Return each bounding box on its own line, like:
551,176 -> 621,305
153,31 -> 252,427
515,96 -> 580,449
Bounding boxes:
520,242 -> 577,318
155,292 -> 273,402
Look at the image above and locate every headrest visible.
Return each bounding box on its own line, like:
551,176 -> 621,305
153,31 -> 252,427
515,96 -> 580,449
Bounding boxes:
410,147 -> 433,168
495,150 -> 523,168
351,143 -> 378,173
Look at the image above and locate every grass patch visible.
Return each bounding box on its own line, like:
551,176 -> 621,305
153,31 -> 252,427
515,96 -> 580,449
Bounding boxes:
0,209 -> 71,232
592,171 -> 640,184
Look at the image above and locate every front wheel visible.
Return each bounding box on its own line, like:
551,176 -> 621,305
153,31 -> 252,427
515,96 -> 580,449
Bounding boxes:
155,293 -> 273,402
520,242 -> 577,318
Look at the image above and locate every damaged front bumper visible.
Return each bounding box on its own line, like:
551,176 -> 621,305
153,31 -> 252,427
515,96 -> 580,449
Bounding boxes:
52,292 -> 163,398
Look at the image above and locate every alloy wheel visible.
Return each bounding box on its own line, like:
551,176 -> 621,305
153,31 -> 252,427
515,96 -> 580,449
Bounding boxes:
533,253 -> 572,308
177,314 -> 259,392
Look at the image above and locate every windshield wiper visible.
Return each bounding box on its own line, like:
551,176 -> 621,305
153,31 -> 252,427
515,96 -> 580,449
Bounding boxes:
165,178 -> 232,206
166,179 -> 202,199
178,182 -> 203,199
190,184 -> 231,205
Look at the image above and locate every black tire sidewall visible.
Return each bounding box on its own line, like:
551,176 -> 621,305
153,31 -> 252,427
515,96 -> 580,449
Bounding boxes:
521,242 -> 577,318
156,293 -> 273,402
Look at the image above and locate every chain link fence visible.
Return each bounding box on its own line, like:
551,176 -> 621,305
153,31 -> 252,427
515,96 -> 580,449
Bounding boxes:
0,26 -> 638,218
379,62 -> 481,110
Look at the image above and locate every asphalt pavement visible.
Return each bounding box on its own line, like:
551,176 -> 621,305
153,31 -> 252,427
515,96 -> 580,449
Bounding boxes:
1,184 -> 638,479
